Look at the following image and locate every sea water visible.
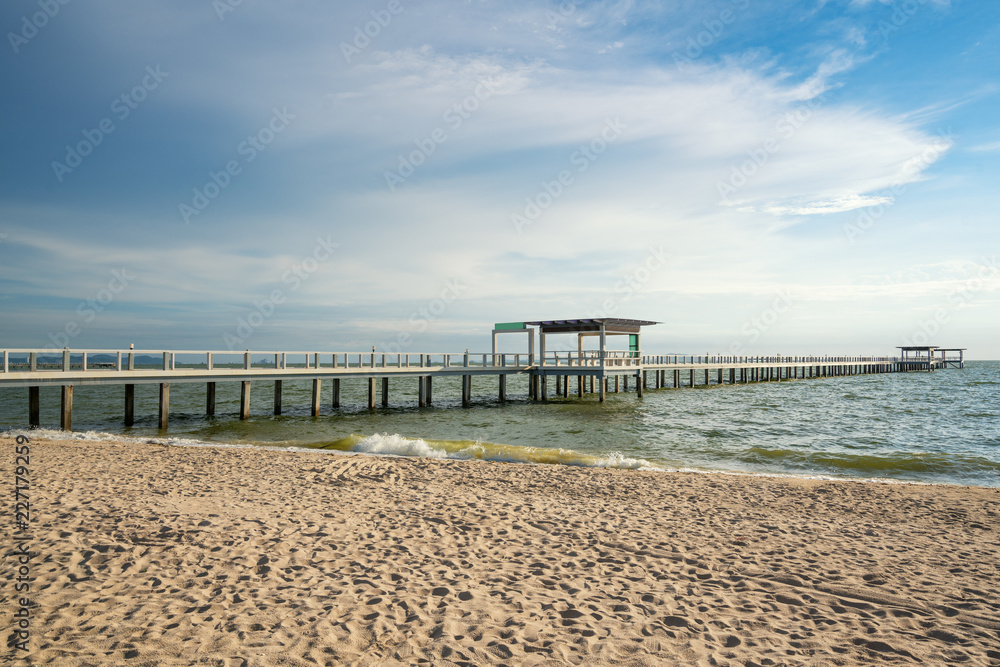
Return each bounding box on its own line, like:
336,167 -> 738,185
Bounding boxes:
2,361 -> 997,487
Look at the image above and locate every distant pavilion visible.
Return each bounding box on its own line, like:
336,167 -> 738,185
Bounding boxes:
897,346 -> 965,370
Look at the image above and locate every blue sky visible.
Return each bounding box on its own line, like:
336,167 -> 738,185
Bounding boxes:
1,0 -> 998,357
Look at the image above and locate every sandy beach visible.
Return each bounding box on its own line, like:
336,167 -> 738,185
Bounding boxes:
4,437 -> 999,666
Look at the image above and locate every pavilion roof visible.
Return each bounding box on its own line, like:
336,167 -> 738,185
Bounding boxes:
521,318 -> 659,334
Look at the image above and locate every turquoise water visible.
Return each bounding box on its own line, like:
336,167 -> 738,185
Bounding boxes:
2,361 -> 998,487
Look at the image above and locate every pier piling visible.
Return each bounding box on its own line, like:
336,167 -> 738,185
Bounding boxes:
158,383 -> 169,429
28,387 -> 39,427
60,385 -> 72,430
125,384 -> 135,426
240,381 -> 250,420
311,379 -> 321,416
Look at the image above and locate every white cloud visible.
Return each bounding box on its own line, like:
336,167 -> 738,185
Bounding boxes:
969,140 -> 1000,153
760,194 -> 896,216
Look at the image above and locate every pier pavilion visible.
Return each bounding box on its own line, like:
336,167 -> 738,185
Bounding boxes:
897,346 -> 966,371
493,318 -> 659,401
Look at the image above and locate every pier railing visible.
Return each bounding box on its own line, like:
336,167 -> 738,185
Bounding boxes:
641,354 -> 899,365
0,349 -> 541,373
2,348 -> 908,376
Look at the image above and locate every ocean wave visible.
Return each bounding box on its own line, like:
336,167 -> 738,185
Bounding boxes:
1,427 -> 215,448
313,433 -> 661,470
742,445 -> 1000,476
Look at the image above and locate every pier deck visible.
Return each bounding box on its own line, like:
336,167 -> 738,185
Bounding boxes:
0,347 -> 961,431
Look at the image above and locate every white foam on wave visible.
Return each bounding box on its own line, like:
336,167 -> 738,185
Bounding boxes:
0,426 -> 320,454
349,433 -> 450,459
2,427 -> 210,448
346,433 -> 661,470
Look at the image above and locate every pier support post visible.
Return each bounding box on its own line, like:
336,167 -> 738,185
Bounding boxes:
273,381 -> 281,415
419,377 -> 427,406
563,375 -> 569,398
637,373 -> 643,398
704,369 -> 710,386
207,382 -> 216,416
540,375 -> 548,401
28,387 -> 40,428
382,377 -> 389,408
332,379 -> 341,408
125,384 -> 135,427
60,385 -> 73,431
368,378 -> 376,409
240,381 -> 251,420
159,383 -> 170,429
577,376 -> 583,397
589,376 -> 595,394
614,376 -> 619,393
599,375 -> 605,402
462,375 -> 471,407
499,374 -> 506,402
673,369 -> 680,388
427,377 -> 433,405
311,379 -> 321,416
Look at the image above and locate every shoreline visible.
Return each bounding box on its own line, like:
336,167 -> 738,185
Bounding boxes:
3,427 -> 997,490
5,435 -> 1000,665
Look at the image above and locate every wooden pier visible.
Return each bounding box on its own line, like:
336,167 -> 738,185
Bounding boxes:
0,343 -> 961,432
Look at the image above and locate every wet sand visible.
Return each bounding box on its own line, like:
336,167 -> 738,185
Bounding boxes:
4,436 -> 1000,666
